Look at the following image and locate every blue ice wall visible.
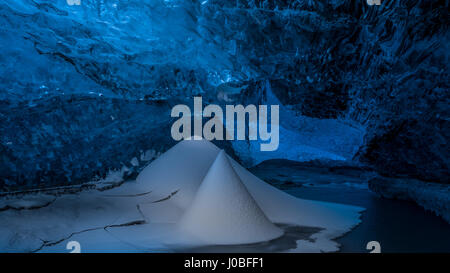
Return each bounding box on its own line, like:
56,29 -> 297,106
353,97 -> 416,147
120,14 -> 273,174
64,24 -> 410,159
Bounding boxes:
0,0 -> 448,189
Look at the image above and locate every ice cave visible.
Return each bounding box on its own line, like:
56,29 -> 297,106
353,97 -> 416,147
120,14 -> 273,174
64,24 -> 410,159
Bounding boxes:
0,0 -> 448,253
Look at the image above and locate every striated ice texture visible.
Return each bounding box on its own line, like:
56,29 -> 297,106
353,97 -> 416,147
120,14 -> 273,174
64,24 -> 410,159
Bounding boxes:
0,0 -> 448,189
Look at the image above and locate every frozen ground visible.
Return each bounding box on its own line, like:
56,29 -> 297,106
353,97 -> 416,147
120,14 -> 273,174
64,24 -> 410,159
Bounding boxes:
0,139 -> 363,253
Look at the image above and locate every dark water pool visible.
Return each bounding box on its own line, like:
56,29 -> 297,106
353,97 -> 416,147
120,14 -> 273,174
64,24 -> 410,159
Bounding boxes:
250,160 -> 450,253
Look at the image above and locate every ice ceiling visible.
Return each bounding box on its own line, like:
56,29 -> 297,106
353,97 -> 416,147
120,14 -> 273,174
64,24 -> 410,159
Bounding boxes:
0,0 -> 448,189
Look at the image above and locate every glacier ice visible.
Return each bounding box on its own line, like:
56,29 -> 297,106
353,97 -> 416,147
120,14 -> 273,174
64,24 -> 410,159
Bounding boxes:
0,0 -> 448,188
230,81 -> 365,166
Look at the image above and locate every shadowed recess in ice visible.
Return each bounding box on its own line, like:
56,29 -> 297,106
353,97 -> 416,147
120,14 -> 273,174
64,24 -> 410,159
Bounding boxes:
0,0 -> 448,188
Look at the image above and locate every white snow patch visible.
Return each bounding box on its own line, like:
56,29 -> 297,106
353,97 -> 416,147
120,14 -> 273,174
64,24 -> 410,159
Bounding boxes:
140,149 -> 158,162
130,157 -> 139,167
96,166 -> 130,184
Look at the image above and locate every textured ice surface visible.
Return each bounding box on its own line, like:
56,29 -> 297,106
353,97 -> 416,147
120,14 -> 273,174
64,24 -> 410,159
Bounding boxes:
224,81 -> 364,166
0,96 -> 175,190
0,139 -> 363,252
1,0 -> 447,187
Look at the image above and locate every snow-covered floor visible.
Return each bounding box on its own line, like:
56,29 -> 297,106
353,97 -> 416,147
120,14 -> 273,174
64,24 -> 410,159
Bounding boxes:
0,139 -> 364,253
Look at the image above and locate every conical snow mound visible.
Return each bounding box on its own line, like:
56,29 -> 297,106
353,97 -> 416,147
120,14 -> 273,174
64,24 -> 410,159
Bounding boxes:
136,138 -> 220,208
178,150 -> 283,245
134,139 -> 363,251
